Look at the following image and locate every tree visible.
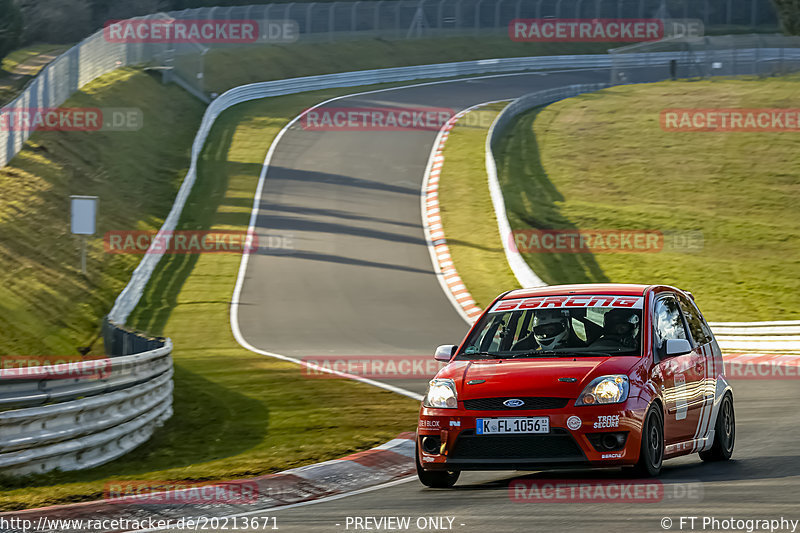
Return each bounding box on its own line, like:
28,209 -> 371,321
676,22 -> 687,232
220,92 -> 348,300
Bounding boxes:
18,0 -> 93,44
772,0 -> 800,34
0,0 -> 23,63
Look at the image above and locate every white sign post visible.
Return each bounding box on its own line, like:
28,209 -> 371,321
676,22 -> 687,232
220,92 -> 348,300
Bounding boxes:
70,195 -> 98,274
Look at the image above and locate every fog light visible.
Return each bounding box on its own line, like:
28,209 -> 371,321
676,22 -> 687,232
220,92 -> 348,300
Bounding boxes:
421,436 -> 441,454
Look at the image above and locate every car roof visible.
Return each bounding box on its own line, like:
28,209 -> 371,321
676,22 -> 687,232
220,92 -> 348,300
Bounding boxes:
501,283 -> 651,300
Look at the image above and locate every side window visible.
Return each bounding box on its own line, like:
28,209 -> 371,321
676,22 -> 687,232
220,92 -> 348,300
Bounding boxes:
653,296 -> 688,349
676,293 -> 712,346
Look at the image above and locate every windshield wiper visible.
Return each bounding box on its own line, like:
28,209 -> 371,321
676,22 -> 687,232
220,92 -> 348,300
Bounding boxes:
459,351 -> 502,359
515,350 -> 614,358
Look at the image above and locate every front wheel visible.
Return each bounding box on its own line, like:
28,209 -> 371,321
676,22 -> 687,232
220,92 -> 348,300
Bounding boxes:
631,405 -> 664,477
415,445 -> 460,488
699,393 -> 735,462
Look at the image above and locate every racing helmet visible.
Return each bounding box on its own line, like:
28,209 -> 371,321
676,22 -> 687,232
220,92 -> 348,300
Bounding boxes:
603,308 -> 640,347
532,310 -> 569,350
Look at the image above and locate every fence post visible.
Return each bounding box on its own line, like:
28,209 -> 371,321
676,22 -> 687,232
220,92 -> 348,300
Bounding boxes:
395,2 -> 402,34
329,2 -> 336,42
284,2 -> 295,25
475,0 -> 483,33
495,0 -> 504,29
750,0 -> 758,29
556,0 -> 563,18
516,0 -> 522,20
374,1 -> 382,33
306,3 -> 315,36
352,1 -> 360,31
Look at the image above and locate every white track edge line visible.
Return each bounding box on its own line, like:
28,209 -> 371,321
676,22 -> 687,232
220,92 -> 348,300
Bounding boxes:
228,71 -> 607,398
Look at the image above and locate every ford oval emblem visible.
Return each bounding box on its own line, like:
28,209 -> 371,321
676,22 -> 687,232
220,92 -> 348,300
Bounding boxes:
503,399 -> 525,408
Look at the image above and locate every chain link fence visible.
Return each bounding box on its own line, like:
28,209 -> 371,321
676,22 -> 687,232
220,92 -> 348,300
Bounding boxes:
0,0 -> 783,169
610,34 -> 800,83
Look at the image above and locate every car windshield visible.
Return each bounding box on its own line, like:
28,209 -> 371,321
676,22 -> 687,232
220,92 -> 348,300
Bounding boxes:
458,294 -> 643,359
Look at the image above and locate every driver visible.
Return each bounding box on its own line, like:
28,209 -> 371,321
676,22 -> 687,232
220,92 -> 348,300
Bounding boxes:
512,309 -> 575,351
590,308 -> 640,349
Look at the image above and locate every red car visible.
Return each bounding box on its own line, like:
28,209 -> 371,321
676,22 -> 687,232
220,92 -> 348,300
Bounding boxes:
416,283 -> 734,487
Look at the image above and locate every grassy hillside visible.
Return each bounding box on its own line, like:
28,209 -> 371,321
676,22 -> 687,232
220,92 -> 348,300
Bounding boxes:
437,76 -> 800,321
0,68 -> 204,356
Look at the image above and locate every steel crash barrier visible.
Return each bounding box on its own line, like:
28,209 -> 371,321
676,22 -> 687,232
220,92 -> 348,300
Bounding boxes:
0,322 -> 173,476
1,8 -> 798,475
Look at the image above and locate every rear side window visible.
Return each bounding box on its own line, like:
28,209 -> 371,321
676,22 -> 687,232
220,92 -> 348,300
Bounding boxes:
677,293 -> 713,346
653,296 -> 688,347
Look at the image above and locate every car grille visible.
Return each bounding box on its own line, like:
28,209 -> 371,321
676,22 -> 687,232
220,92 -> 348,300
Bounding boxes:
462,397 -> 570,411
450,429 -> 584,461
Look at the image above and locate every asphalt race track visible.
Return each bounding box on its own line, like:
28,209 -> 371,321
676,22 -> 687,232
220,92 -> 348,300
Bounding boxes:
227,68 -> 800,532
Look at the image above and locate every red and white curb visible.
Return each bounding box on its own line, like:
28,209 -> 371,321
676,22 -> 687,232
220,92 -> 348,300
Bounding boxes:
0,434 -> 416,533
421,103 -> 505,325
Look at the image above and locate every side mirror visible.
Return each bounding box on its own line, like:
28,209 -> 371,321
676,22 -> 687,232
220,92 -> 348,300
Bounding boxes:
665,339 -> 692,357
434,345 -> 457,362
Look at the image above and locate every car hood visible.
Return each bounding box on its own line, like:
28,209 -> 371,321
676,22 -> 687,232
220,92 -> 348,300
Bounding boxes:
438,356 -> 642,399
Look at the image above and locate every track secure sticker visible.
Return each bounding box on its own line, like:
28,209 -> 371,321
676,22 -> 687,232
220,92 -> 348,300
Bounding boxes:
489,295 -> 643,313
594,415 -> 620,429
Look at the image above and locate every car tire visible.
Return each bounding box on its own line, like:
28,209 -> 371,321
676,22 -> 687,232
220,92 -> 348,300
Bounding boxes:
632,405 -> 664,477
699,393 -> 735,462
415,445 -> 460,488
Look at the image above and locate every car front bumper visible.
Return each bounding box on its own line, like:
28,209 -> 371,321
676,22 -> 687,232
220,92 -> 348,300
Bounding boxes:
417,397 -> 650,471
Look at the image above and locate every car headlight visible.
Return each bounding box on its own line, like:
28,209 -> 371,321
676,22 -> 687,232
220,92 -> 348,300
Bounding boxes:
576,375 -> 629,406
423,378 -> 458,409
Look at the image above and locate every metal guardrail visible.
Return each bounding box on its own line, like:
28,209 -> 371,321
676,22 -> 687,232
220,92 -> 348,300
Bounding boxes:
709,321 -> 800,352
0,0 -> 781,169
0,327 -> 173,476
110,45 -> 800,327
107,53 -> 626,324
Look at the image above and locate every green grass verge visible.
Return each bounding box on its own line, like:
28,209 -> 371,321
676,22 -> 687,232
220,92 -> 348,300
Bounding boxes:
203,37 -> 610,94
439,76 -> 800,321
0,83 -> 433,511
0,68 -> 205,357
437,103 -> 521,308
0,44 -> 68,105
1,44 -> 66,74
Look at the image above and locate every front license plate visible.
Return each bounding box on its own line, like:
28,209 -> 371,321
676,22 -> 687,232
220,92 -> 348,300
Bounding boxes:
475,417 -> 550,435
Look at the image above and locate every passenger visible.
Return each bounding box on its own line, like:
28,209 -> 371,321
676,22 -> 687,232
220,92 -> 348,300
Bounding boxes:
589,308 -> 640,350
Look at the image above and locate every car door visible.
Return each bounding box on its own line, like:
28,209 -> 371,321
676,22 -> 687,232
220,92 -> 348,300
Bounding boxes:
652,293 -> 703,446
676,292 -> 719,444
